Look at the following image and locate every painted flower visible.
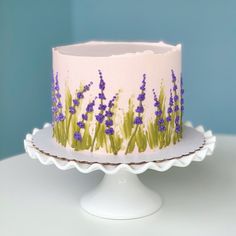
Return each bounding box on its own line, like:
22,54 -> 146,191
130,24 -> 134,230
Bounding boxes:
105,127 -> 114,135
134,116 -> 143,125
74,131 -> 82,141
133,75 -> 146,125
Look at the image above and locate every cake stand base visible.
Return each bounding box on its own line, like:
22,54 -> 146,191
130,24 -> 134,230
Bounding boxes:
80,170 -> 161,219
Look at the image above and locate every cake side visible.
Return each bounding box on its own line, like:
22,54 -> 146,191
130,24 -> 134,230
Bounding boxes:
51,41 -> 184,155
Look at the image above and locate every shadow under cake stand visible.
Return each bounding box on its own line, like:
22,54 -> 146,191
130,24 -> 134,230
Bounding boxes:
24,121 -> 216,220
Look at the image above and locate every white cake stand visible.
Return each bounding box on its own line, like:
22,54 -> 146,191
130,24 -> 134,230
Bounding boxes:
24,121 -> 216,220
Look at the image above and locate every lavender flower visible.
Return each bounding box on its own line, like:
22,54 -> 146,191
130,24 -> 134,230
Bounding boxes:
137,93 -> 145,101
98,104 -> 107,111
175,115 -> 180,124
77,121 -> 85,129
174,105 -> 179,112
134,74 -> 146,125
175,124 -> 181,133
77,92 -> 84,99
155,110 -> 162,117
69,106 -> 76,114
105,119 -> 113,127
136,106 -> 144,113
96,113 -> 105,123
167,107 -> 173,114
57,102 -> 62,109
76,99 -> 96,132
159,125 -> 166,132
125,74 -> 146,155
73,99 -> 79,106
51,72 -> 65,123
134,116 -> 143,125
56,93 -> 61,98
105,110 -> 113,117
99,93 -> 106,100
171,69 -> 176,82
52,107 -> 58,113
74,131 -> 82,141
105,94 -> 118,136
166,116 -> 171,122
105,127 -> 114,135
158,118 -> 164,125
174,95 -> 179,102
57,113 -> 65,121
82,114 -> 88,121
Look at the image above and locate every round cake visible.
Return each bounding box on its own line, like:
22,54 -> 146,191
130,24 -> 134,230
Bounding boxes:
51,41 -> 184,155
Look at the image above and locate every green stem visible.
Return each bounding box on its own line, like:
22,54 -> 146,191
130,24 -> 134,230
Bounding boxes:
90,122 -> 101,152
109,135 -> 117,155
125,124 -> 138,155
65,113 -> 72,142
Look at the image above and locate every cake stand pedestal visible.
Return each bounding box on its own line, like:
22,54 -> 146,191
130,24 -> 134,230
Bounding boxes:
80,169 -> 161,219
24,121 -> 216,220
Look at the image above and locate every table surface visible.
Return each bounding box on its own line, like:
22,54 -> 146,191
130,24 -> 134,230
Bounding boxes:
0,134 -> 236,236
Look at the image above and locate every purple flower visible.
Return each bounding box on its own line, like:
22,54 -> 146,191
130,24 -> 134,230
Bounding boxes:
158,118 -> 164,125
175,116 -> 180,124
105,127 -> 114,135
159,125 -> 166,132
57,113 -> 65,121
181,98 -> 184,105
105,110 -> 113,117
57,102 -> 62,109
82,114 -> 88,121
83,82 -> 93,92
175,125 -> 181,133
96,113 -> 105,123
167,107 -> 173,113
166,116 -> 171,122
52,96 -> 57,103
74,131 -> 82,141
136,106 -> 144,113
171,70 -> 176,82
155,110 -> 162,116
105,120 -> 113,127
174,105 -> 179,112
54,84 -> 59,91
174,95 -> 179,102
98,104 -> 107,111
56,93 -> 61,99
99,79 -> 105,90
181,105 -> 184,111
137,93 -> 145,101
77,92 -> 84,99
134,116 -> 143,125
69,106 -> 76,114
181,88 -> 184,95
86,101 -> 95,113
173,84 -> 178,91
77,121 -> 85,129
52,106 -> 58,113
108,102 -> 114,108
154,101 -> 160,107
98,93 -> 106,100
73,99 -> 79,106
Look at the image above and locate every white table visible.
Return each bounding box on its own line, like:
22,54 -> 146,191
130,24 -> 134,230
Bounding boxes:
0,135 -> 236,236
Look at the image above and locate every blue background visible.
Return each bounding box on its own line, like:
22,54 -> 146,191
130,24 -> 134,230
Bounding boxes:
1,0 -> 235,159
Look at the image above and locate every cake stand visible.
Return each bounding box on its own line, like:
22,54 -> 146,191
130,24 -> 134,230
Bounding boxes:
24,121 -> 216,220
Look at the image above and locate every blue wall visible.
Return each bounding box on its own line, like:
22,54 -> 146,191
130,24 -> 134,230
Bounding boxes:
1,0 -> 235,159
0,0 -> 72,159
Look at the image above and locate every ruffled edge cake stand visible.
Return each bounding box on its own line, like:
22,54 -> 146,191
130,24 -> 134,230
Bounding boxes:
24,121 -> 216,220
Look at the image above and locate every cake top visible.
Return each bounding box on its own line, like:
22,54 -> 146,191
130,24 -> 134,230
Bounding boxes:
53,41 -> 181,58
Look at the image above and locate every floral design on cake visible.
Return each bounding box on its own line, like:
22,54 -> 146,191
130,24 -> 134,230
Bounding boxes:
51,69 -> 184,155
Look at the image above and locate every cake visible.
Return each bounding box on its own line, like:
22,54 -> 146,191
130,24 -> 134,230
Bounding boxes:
51,41 -> 184,155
